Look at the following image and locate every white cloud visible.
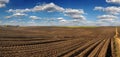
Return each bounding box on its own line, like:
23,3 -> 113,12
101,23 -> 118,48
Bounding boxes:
106,0 -> 120,4
29,16 -> 40,20
0,0 -> 9,8
7,3 -> 66,19
7,3 -> 85,17
13,13 -> 27,17
97,15 -> 118,20
98,19 -> 114,22
94,7 -> 104,10
6,2 -> 87,26
57,17 -> 64,20
7,3 -> 86,21
72,15 -> 86,20
8,8 -> 31,13
0,3 -> 5,8
7,3 -> 64,13
57,17 -> 69,24
96,19 -> 120,26
94,6 -> 120,26
60,19 -> 67,22
96,14 -> 118,26
94,6 -> 120,15
5,16 -> 12,19
72,19 -> 80,22
5,13 -> 27,19
0,0 -> 9,3
64,9 -> 86,20
64,9 -> 84,15
33,3 -> 65,12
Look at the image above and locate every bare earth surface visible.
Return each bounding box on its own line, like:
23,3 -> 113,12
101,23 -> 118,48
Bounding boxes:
115,38 -> 120,57
0,26 -> 119,57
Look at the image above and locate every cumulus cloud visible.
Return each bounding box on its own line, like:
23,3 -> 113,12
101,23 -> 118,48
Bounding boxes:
94,7 -> 104,10
7,9 -> 30,19
7,3 -> 64,13
33,3 -> 65,12
0,3 -> 5,7
96,19 -> 120,26
57,17 -> 69,24
72,15 -> 86,20
5,16 -> 12,19
96,14 -> 119,26
7,3 -> 66,19
57,17 -> 64,20
6,2 -> 86,26
0,0 -> 9,8
97,15 -> 118,20
98,19 -> 114,22
94,6 -> 120,26
60,19 -> 67,22
29,16 -> 41,20
7,3 -> 85,20
64,9 -> 86,20
64,9 -> 84,15
8,8 -> 31,13
57,17 -> 87,26
5,13 -> 27,19
106,0 -> 120,4
13,13 -> 27,17
72,19 -> 80,22
94,6 -> 120,15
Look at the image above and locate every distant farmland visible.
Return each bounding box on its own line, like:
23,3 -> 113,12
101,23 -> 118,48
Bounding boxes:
0,26 -> 119,57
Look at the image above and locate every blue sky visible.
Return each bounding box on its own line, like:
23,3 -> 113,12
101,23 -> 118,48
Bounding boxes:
0,0 -> 120,26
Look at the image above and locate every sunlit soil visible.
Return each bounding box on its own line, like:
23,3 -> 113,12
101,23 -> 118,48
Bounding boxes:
115,38 -> 120,57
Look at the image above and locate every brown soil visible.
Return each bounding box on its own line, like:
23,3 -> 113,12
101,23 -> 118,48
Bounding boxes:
0,26 -> 118,57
